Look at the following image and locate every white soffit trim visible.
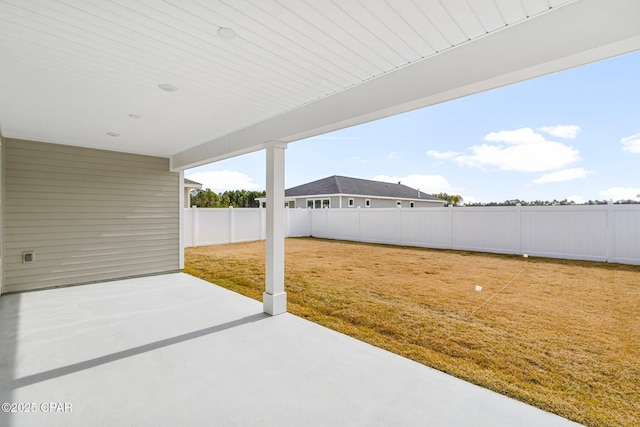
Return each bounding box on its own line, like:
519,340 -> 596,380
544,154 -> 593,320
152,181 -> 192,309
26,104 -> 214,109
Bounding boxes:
171,0 -> 640,170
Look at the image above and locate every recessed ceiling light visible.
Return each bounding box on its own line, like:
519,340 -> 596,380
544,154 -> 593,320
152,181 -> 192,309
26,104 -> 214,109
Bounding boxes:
129,114 -> 141,119
158,84 -> 178,92
107,132 -> 120,137
217,27 -> 237,40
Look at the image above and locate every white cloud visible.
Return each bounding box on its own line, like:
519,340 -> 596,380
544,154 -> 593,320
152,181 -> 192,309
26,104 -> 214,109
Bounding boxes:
484,127 -> 547,144
598,187 -> 640,202
532,168 -> 593,184
451,127 -> 580,172
388,151 -> 400,159
567,195 -> 586,204
620,133 -> 640,153
538,125 -> 581,139
373,174 -> 452,194
186,170 -> 261,192
455,142 -> 579,172
426,149 -> 460,160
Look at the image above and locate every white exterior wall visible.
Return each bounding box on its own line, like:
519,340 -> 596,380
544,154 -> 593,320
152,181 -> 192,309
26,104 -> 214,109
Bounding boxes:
184,204 -> 640,265
4,139 -> 180,292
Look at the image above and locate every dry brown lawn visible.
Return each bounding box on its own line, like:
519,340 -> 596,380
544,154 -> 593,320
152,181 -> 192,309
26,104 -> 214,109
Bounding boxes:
185,237 -> 640,427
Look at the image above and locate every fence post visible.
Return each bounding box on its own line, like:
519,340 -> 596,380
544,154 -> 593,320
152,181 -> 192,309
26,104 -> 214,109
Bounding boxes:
357,206 -> 361,241
448,204 -> 454,249
285,206 -> 289,238
607,201 -> 615,262
228,206 -> 234,244
397,205 -> 403,245
260,204 -> 266,240
192,206 -> 199,247
324,207 -> 329,237
515,203 -> 522,255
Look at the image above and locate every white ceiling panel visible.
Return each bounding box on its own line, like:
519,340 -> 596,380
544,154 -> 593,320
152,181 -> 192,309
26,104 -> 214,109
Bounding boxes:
466,0 -> 506,33
440,0 -> 487,40
522,0 -> 553,17
291,1 -> 404,69
261,4 -> 379,79
357,0 -> 435,59
494,0 -> 528,23
1,0 -> 637,167
548,0 -> 573,7
384,0 -> 450,53
333,0 -> 422,63
413,0 -> 468,46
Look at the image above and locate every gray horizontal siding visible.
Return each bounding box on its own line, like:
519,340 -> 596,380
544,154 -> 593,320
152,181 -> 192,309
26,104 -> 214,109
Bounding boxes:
4,139 -> 180,292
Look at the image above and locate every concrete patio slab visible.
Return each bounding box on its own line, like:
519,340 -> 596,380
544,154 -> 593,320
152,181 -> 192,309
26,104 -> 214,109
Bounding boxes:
0,273 -> 580,426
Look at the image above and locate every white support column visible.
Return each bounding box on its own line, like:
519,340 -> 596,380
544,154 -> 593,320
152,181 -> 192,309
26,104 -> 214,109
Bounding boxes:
263,141 -> 287,315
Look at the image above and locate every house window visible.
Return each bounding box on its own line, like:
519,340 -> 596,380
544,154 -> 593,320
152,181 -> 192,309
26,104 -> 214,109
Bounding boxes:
410,201 -> 415,208
365,199 -> 371,208
396,200 -> 402,207
307,199 -> 331,209
348,198 -> 354,207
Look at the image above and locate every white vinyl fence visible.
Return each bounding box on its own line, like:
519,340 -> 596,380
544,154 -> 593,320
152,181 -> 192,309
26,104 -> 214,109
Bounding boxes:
183,207 -> 310,247
184,204 -> 640,265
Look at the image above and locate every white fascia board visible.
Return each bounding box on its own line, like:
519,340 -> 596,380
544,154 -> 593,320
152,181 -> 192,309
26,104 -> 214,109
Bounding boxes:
171,0 -> 640,171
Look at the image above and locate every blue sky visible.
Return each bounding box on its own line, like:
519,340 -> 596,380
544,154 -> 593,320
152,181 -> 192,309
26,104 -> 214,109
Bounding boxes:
187,51 -> 640,204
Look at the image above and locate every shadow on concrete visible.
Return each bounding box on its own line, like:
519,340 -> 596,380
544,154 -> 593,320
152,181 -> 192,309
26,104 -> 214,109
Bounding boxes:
1,312 -> 267,392
0,293 -> 21,427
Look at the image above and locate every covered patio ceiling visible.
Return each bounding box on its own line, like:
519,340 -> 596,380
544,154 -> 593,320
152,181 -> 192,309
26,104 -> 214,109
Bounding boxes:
1,0 -> 639,170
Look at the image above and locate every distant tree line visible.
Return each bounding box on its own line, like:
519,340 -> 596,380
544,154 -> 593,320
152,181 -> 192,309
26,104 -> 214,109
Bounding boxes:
430,193 -> 640,206
432,192 -> 463,206
191,189 -> 266,208
467,198 -> 578,206
463,199 -> 639,206
191,189 -> 638,208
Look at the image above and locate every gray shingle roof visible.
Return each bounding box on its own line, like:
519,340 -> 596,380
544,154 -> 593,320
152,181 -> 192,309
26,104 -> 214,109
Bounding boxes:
285,176 -> 442,201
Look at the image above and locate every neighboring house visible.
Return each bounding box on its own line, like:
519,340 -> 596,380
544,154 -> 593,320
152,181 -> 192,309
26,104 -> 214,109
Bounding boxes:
259,176 -> 445,208
184,178 -> 203,208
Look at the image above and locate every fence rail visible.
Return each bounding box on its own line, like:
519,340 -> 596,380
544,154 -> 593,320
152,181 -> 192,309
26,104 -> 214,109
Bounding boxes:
184,204 -> 640,265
